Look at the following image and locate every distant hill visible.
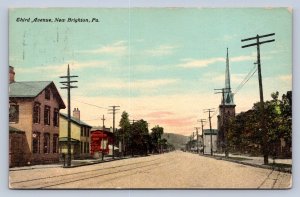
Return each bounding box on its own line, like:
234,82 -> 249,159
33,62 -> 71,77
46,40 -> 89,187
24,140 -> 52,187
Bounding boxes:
162,133 -> 189,150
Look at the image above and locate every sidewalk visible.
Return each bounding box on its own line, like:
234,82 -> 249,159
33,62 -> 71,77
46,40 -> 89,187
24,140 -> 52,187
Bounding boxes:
200,152 -> 292,173
9,155 -> 141,171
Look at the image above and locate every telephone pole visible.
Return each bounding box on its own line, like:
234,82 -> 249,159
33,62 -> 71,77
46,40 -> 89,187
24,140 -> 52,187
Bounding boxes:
215,88 -> 231,158
198,119 -> 206,154
100,115 -> 106,161
204,108 -> 215,156
101,114 -> 106,129
241,33 -> 275,165
59,64 -> 78,167
194,127 -> 201,154
108,105 -> 120,159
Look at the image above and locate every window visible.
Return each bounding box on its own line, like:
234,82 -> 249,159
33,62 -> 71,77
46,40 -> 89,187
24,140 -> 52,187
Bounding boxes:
32,132 -> 40,154
83,142 -> 86,153
87,142 -> 89,153
43,133 -> 50,153
53,108 -> 59,127
87,128 -> 90,137
53,134 -> 58,153
9,103 -> 19,123
80,141 -> 83,153
80,127 -> 83,137
44,105 -> 50,125
45,88 -> 50,100
33,102 -> 41,124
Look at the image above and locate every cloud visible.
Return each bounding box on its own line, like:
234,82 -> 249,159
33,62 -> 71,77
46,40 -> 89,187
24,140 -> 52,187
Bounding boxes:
145,45 -> 178,56
16,60 -> 108,77
231,55 -> 255,62
78,41 -> 128,55
278,74 -> 292,82
178,54 -> 257,69
178,57 -> 225,68
146,111 -> 175,118
212,73 -> 254,84
149,116 -> 196,128
89,78 -> 179,90
132,79 -> 178,89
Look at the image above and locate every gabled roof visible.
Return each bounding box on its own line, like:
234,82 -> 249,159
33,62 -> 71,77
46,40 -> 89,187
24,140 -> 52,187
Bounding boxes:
60,113 -> 92,128
9,81 -> 52,97
9,81 -> 66,109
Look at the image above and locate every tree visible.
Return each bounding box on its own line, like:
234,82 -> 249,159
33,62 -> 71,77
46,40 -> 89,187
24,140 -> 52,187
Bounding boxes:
227,91 -> 292,158
130,119 -> 150,156
150,125 -> 164,153
118,111 -> 130,156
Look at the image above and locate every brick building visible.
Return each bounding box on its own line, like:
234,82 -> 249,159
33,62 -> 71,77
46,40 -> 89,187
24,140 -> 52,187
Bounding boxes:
9,66 -> 66,167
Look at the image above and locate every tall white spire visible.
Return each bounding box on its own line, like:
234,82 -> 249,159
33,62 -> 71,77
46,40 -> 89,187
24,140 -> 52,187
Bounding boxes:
224,48 -> 234,105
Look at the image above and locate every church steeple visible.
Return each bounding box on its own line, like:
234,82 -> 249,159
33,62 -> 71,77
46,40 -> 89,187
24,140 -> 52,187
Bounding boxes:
224,48 -> 234,105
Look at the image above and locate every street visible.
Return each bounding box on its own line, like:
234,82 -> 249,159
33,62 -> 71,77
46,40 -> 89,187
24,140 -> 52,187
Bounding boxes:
9,151 -> 291,189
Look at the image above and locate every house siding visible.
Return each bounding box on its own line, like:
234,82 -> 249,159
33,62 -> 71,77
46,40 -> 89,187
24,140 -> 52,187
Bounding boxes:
9,85 -> 63,166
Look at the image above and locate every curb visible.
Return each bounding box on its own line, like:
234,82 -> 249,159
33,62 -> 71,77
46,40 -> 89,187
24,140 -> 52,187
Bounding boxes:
200,154 -> 292,174
9,154 -> 158,171
62,154 -> 155,168
63,157 -> 131,168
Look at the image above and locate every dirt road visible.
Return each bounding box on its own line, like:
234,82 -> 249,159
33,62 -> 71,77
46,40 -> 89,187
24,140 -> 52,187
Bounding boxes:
9,151 -> 292,189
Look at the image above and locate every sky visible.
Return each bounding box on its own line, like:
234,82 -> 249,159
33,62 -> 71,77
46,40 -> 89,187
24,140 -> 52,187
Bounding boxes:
9,8 -> 292,136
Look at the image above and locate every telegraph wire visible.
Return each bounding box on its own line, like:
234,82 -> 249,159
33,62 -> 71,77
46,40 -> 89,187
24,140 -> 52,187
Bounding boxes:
72,99 -> 109,110
233,64 -> 257,95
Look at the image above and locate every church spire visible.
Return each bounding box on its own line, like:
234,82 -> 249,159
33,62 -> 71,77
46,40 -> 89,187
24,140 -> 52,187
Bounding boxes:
224,48 -> 234,105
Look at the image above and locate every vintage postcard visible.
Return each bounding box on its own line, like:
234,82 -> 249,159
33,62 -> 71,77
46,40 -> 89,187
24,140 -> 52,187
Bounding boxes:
8,8 -> 292,189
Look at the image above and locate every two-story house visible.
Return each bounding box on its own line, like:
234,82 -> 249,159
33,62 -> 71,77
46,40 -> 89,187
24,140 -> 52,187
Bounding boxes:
9,66 -> 66,166
59,108 -> 92,159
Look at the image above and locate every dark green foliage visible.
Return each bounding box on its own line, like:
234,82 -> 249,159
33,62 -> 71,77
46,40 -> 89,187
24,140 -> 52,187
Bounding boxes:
116,111 -> 175,156
227,91 -> 292,158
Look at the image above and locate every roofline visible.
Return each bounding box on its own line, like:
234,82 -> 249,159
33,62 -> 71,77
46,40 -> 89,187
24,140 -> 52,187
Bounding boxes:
44,82 -> 66,109
60,113 -> 92,128
9,81 -> 66,109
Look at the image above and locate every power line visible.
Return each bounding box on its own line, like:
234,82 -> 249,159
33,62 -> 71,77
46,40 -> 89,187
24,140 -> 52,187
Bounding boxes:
72,99 -> 108,110
233,64 -> 257,95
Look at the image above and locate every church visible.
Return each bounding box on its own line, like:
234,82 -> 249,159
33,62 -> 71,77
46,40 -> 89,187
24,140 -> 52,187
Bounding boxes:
217,48 -> 236,154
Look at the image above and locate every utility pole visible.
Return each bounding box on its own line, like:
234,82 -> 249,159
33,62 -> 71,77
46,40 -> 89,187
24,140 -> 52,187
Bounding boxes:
215,88 -> 231,158
198,119 -> 206,154
204,108 -> 215,156
101,114 -> 106,129
108,106 -> 120,159
194,127 -> 201,154
242,33 -> 275,165
100,115 -> 106,161
59,64 -> 78,167
189,135 -> 193,152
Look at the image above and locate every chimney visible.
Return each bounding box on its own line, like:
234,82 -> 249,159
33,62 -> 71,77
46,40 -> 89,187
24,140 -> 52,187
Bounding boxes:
73,108 -> 80,120
9,66 -> 15,83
